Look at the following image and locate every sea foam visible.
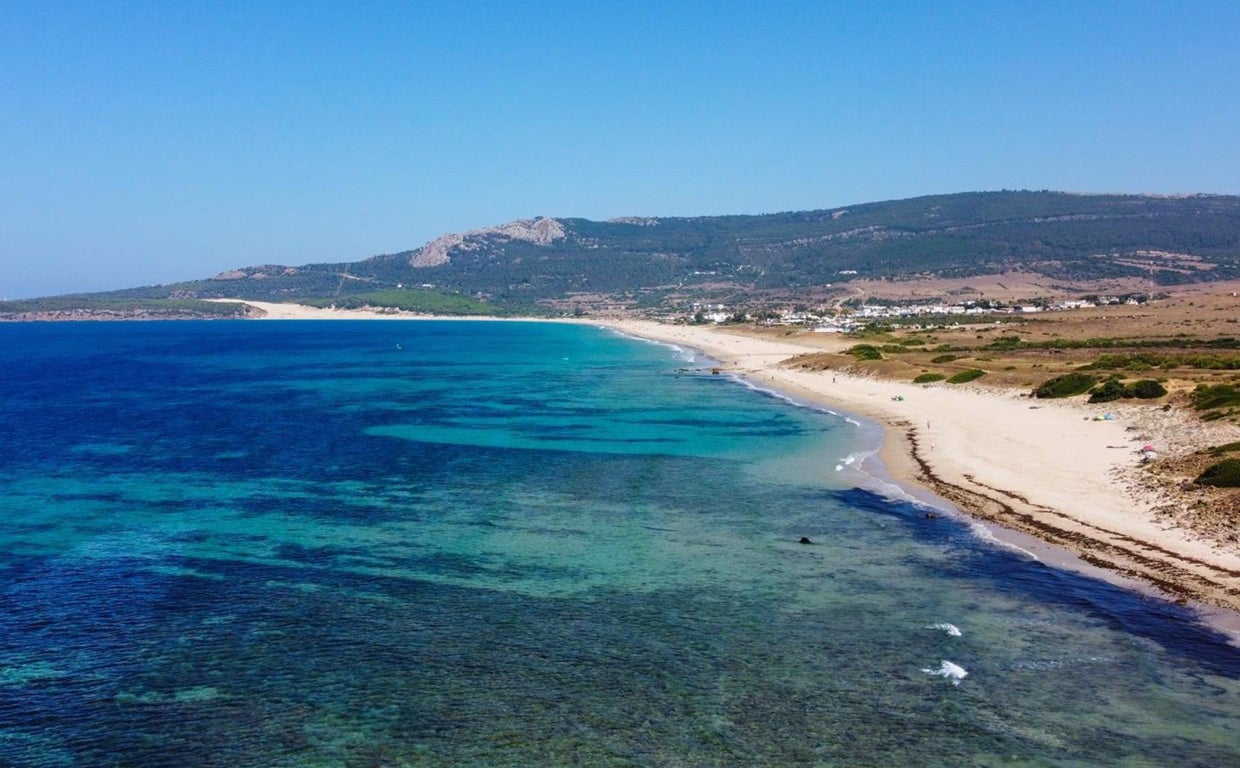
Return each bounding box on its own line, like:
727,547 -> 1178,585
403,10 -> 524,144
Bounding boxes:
922,660 -> 969,685
928,623 -> 962,637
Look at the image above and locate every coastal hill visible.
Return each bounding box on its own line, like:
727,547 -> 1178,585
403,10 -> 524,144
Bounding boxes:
5,190 -> 1240,318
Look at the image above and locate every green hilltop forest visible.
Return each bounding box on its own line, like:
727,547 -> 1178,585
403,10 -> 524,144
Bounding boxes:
6,191 -> 1240,319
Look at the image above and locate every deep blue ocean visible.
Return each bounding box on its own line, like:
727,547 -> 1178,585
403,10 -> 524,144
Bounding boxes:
0,320 -> 1237,767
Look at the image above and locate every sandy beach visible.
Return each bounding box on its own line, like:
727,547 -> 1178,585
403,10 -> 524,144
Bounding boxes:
212,300 -> 430,320
226,300 -> 1240,619
597,319 -> 1240,619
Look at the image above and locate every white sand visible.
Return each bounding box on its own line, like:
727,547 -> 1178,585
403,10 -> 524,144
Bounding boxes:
209,299 -> 425,320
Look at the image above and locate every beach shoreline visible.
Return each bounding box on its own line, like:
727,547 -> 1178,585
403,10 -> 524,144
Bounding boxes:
222,300 -> 1240,632
598,319 -> 1240,627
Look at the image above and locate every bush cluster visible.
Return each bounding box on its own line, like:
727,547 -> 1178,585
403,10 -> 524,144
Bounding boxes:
1129,379 -> 1168,399
1087,380 -> 1127,403
1195,458 -> 1240,488
848,344 -> 884,360
913,373 -> 946,383
1208,441 -> 1240,457
1083,352 -> 1240,371
1191,384 -> 1240,411
1087,378 -> 1168,403
947,368 -> 986,384
1033,373 -> 1096,398
984,335 -> 1024,351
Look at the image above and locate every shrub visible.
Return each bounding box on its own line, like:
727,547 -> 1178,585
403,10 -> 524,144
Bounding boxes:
947,368 -> 986,384
1184,355 -> 1240,370
848,344 -> 883,361
985,335 -> 1023,350
1033,373 -> 1096,399
1208,441 -> 1240,456
1191,384 -> 1240,411
913,373 -> 946,383
1084,353 -> 1164,371
930,354 -> 960,364
1129,379 -> 1168,399
1088,380 -> 1127,403
1195,458 -> 1240,488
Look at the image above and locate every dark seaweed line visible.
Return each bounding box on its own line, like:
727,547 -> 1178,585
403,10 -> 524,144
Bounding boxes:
899,423 -> 1240,608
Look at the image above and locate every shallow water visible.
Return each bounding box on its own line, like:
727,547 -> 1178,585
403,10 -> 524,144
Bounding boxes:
0,320 -> 1237,766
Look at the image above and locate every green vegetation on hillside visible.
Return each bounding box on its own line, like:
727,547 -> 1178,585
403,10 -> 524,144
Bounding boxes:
16,191 -> 1240,317
0,297 -> 250,318
300,289 -> 500,315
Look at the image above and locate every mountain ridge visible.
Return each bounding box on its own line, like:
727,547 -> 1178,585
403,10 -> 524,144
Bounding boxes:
6,190 -> 1240,318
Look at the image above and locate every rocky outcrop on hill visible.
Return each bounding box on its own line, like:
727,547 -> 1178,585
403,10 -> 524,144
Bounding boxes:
211,266 -> 300,281
410,217 -> 566,268
606,216 -> 659,226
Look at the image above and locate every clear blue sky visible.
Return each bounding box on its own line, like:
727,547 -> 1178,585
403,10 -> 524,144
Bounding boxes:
3,1 -> 1238,298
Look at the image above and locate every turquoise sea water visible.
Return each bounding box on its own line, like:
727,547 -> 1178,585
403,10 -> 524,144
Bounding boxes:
0,320 -> 1237,767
